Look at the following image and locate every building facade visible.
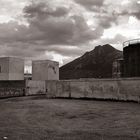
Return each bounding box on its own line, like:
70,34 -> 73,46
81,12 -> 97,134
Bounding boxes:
0,57 -> 24,80
32,60 -> 59,80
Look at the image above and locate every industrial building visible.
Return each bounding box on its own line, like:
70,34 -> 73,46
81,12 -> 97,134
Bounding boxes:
32,60 -> 59,80
0,57 -> 59,81
123,39 -> 140,77
0,57 -> 24,80
113,39 -> 140,78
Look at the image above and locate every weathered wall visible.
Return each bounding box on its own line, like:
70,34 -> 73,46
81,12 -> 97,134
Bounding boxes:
0,81 -> 25,98
26,80 -> 46,96
117,79 -> 140,102
0,57 -> 24,80
0,78 -> 139,102
46,80 -> 70,98
32,60 -> 59,80
45,78 -> 140,102
9,57 -> 24,80
0,57 -> 10,80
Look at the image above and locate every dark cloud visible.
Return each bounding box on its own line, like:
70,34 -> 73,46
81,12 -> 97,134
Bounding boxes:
119,10 -> 140,20
95,12 -> 118,29
132,12 -> 140,19
0,22 -> 28,43
24,2 -> 69,18
22,1 -> 103,45
74,0 -> 104,10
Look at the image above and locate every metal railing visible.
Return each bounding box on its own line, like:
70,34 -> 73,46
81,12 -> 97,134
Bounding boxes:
123,38 -> 140,48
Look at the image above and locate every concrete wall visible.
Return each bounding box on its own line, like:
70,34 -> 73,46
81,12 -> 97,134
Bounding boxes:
0,78 -> 139,102
0,57 -> 24,80
26,80 -> 46,96
0,81 -> 25,98
0,57 -> 10,80
32,60 -> 59,80
9,57 -> 24,80
46,80 -> 70,98
45,78 -> 140,102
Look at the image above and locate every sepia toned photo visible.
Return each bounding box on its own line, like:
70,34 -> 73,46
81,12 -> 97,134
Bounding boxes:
0,0 -> 140,139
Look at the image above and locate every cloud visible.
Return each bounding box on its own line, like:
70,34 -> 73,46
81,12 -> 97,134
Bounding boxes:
105,0 -> 140,20
0,0 -> 28,23
102,34 -> 127,44
23,1 -> 103,45
73,0 -> 119,29
24,2 -> 69,18
0,0 -> 139,67
95,12 -> 118,29
46,45 -> 85,57
74,0 -> 104,10
0,0 -> 104,66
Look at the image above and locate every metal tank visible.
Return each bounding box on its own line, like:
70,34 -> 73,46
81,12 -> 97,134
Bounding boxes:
123,39 -> 140,77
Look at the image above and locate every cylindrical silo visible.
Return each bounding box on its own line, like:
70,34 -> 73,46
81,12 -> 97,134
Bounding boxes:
123,39 -> 140,77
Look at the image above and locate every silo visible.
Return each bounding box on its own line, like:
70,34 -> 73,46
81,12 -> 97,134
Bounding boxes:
123,39 -> 140,77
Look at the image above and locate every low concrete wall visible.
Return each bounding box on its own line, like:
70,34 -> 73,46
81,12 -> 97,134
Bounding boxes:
69,80 -> 119,99
46,78 -> 140,102
0,78 -> 139,102
46,80 -> 70,98
118,79 -> 140,102
26,80 -> 46,96
0,81 -> 25,98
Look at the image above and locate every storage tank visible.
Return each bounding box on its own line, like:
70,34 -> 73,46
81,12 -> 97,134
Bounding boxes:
123,39 -> 140,77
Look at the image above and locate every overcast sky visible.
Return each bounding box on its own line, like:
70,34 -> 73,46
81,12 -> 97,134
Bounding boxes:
0,0 -> 140,72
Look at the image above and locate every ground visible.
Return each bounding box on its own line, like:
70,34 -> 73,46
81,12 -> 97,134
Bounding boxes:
0,96 -> 140,140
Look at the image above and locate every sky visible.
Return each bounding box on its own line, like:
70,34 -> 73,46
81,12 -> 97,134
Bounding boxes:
0,0 -> 140,72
